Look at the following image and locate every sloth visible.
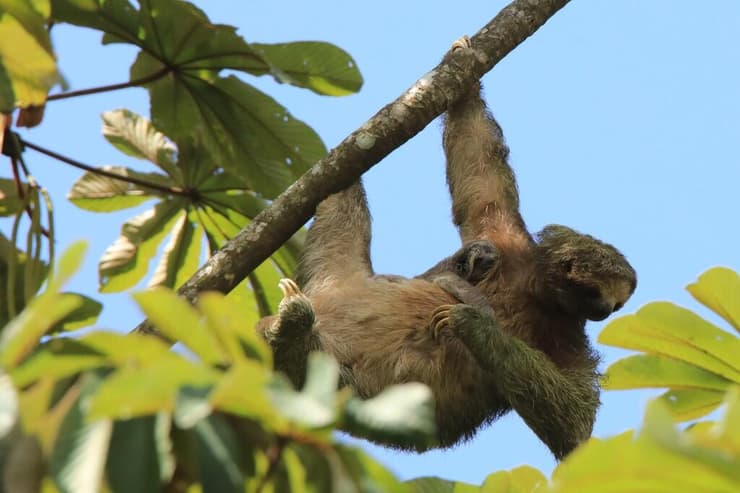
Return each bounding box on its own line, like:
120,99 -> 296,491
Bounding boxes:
257,37 -> 636,459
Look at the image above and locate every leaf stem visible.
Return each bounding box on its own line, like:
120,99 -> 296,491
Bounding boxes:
46,67 -> 171,101
20,138 -> 193,197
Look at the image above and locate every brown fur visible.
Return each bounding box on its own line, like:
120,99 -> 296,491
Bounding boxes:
257,38 -> 637,458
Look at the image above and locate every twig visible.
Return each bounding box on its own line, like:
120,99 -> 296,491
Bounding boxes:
46,67 -> 171,101
21,139 -> 192,197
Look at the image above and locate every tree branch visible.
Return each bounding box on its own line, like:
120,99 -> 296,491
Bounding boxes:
133,0 -> 570,336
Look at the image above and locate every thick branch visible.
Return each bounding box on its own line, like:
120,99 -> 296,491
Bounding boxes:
134,0 -> 570,336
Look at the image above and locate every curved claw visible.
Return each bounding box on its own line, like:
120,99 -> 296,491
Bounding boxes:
450,35 -> 471,52
430,304 -> 456,340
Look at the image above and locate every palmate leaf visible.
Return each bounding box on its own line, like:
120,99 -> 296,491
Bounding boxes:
136,68 -> 326,198
600,268 -> 740,421
251,42 -> 363,96
0,0 -> 60,112
68,166 -> 173,212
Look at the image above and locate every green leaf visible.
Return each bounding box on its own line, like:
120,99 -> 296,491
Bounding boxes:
67,166 -> 172,212
407,477 -> 478,493
133,288 -> 226,366
194,414 -> 245,493
88,358 -> 218,420
480,466 -> 547,493
105,416 -> 168,493
101,109 -> 179,178
334,445 -> 410,492
10,338 -> 106,388
0,178 -> 29,216
251,42 -> 363,96
50,373 -> 113,493
0,0 -> 60,111
197,292 -> 272,366
603,354 -> 733,391
147,215 -> 202,289
79,331 -> 174,367
343,383 -> 437,451
687,267 -> 740,334
0,233 -> 48,326
656,388 -> 726,421
209,361 -> 279,428
598,302 -> 740,382
51,0 -> 140,44
139,69 -> 326,198
48,292 -> 102,332
98,200 -> 185,292
1,290 -> 85,368
267,354 -> 339,429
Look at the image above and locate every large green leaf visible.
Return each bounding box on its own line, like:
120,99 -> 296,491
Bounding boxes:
194,414 -> 245,493
68,165 -> 173,212
0,242 -> 87,367
133,288 -> 226,366
407,477 -> 477,493
98,199 -> 185,291
0,233 -> 47,326
88,358 -> 218,420
105,416 -> 168,493
10,338 -> 106,388
50,373 -> 113,493
137,69 -> 326,198
251,42 -> 363,96
603,354 -> 733,391
0,0 -> 60,111
48,292 -> 102,332
599,302 -> 740,382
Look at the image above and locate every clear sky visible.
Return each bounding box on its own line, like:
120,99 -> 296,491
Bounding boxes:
5,0 -> 740,484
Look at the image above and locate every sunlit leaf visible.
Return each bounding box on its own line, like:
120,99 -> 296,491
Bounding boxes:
599,302 -> 740,382
10,338 -> 106,388
0,0 -> 60,112
407,477 -> 478,493
133,288 -> 225,366
657,388 -> 726,421
98,200 -> 185,292
147,216 -> 202,289
251,42 -> 362,96
603,354 -> 733,391
48,292 -> 102,332
480,466 -> 547,493
197,292 -> 272,366
102,109 -> 179,178
88,358 -> 218,420
50,373 -> 112,493
687,267 -> 740,334
68,166 -> 171,212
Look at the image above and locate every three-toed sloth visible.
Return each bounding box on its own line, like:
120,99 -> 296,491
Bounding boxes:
257,37 -> 636,460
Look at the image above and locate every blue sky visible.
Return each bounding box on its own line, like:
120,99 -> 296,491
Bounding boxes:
4,0 -> 740,484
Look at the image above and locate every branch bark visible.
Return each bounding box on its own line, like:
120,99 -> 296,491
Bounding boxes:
133,0 -> 570,336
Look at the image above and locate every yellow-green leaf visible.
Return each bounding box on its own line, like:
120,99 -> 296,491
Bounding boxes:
603,354 -> 733,391
599,303 -> 740,382
0,0 -> 60,111
657,388 -> 726,421
133,288 -> 226,366
687,267 -> 740,334
89,358 -> 218,420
